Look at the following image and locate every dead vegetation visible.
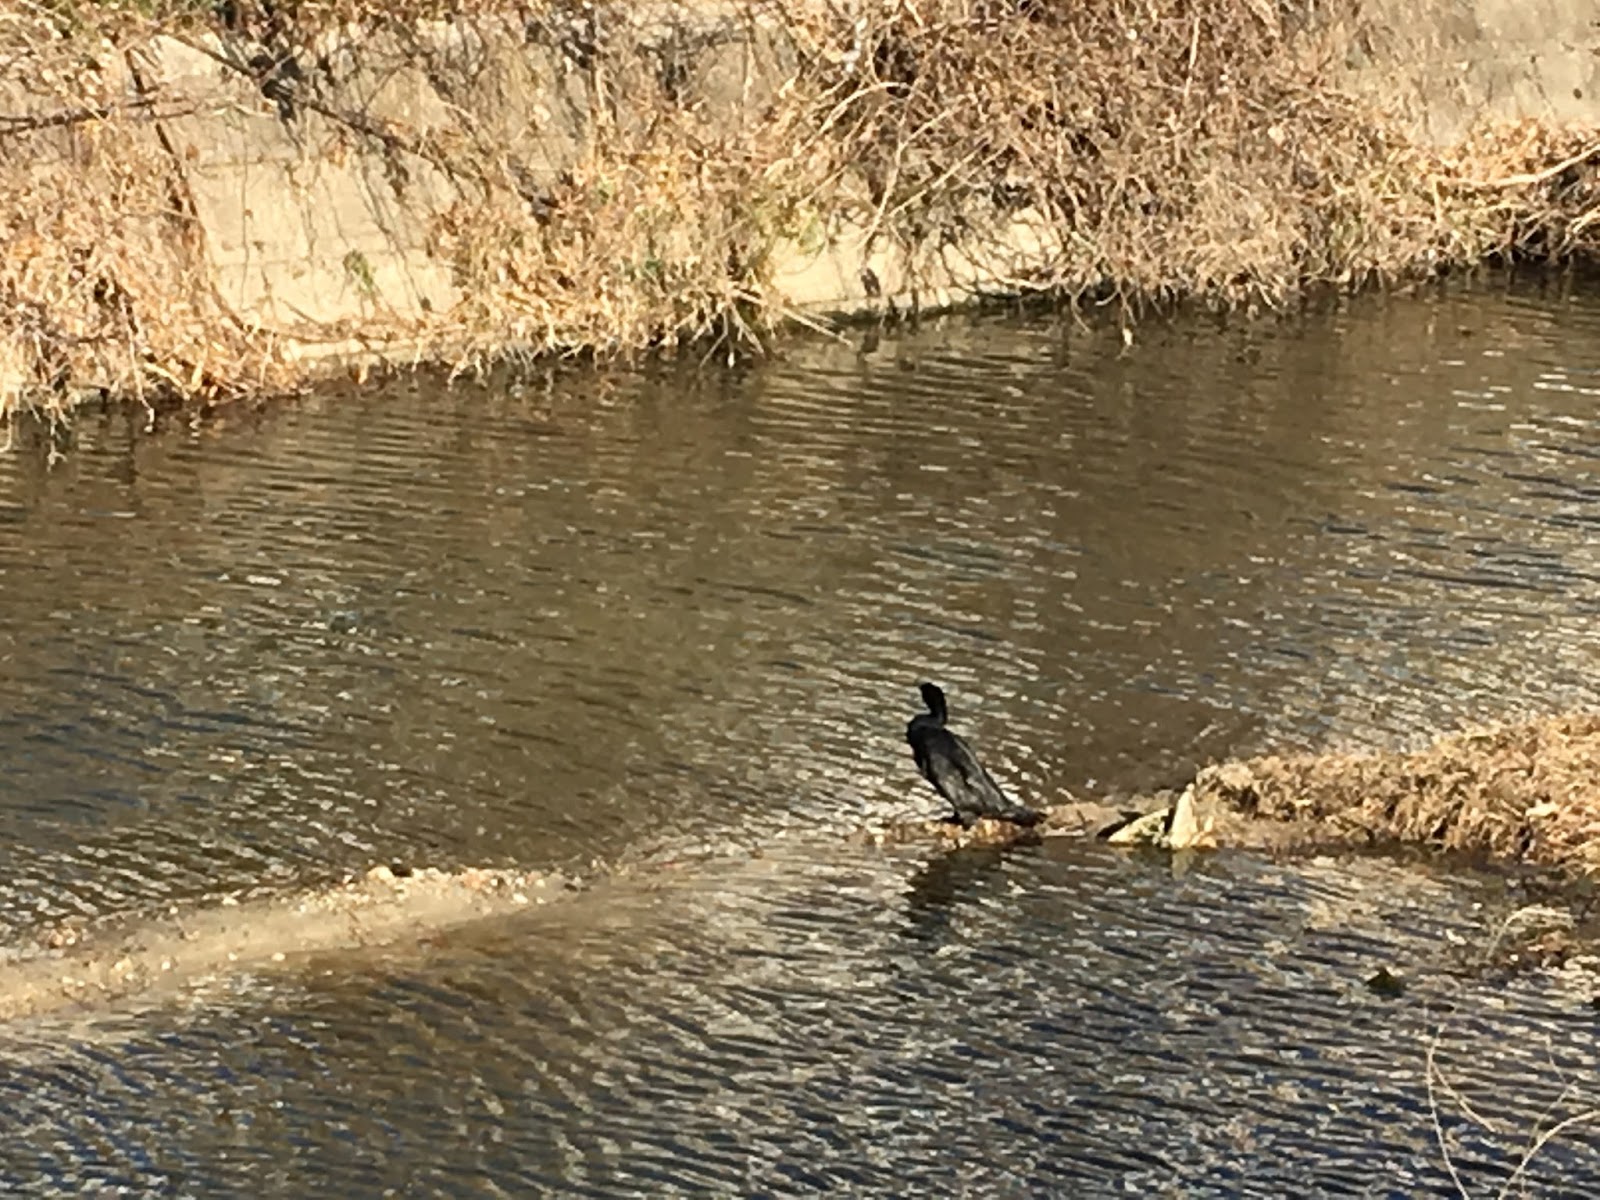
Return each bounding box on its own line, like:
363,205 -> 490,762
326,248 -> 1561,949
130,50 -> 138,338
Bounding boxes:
0,11 -> 290,426
1427,1010 -> 1600,1199
3,0 -> 1600,421
1194,713 -> 1600,877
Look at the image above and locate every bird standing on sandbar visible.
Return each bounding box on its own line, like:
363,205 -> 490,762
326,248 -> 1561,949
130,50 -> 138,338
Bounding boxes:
906,682 -> 1042,828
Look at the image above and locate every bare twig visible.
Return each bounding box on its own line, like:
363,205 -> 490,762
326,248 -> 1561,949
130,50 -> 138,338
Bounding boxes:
1465,141 -> 1600,190
1496,1107 -> 1600,1200
1426,1028 -> 1474,1200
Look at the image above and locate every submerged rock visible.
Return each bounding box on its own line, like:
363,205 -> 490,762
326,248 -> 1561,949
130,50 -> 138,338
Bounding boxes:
1101,785 -> 1212,850
1102,807 -> 1171,846
863,815 -> 1046,849
1364,965 -> 1407,999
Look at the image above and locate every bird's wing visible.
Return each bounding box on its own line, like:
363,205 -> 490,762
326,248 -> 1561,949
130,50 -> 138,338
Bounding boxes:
946,734 -> 1013,810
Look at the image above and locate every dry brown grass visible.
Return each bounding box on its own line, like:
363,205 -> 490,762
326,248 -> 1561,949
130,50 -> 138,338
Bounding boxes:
1195,714 -> 1600,876
772,0 -> 1600,310
0,10 -> 296,425
2,0 -> 1600,421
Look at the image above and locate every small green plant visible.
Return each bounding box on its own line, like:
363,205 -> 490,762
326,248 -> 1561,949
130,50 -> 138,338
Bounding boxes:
342,249 -> 377,298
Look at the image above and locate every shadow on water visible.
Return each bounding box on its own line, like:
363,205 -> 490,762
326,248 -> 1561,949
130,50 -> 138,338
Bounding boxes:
2,273 -> 1600,1190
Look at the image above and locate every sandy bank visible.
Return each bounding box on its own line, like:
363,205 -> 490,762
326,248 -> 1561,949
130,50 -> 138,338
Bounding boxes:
0,864 -> 573,1025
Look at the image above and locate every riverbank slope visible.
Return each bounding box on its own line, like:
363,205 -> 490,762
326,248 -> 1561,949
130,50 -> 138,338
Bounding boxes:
2,0 -> 1600,419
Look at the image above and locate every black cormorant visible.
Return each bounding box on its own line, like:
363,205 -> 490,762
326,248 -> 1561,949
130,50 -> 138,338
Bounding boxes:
906,682 -> 1042,828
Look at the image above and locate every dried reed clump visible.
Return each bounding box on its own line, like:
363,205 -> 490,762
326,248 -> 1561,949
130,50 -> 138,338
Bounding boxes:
363,0 -> 1552,366
1196,714 -> 1600,875
0,12 -> 298,425
2,0 -> 1600,422
771,0 -> 1600,310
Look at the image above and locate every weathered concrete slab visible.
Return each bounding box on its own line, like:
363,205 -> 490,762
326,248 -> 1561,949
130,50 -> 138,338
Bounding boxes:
771,208 -> 1065,316
1337,0 -> 1600,145
97,3 -> 1600,367
147,33 -> 463,329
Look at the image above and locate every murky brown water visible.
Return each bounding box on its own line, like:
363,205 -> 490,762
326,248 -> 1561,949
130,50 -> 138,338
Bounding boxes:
2,277 -> 1600,1193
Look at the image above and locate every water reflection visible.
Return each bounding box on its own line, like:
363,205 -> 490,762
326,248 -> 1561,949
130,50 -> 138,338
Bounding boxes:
901,843 -> 1011,945
0,844 -> 1589,1194
2,275 -> 1600,1189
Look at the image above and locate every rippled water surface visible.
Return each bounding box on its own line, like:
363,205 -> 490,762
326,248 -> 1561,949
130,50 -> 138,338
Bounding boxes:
3,278 -> 1600,1193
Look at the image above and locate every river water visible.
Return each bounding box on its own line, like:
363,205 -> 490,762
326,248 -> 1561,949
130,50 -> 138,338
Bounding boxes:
2,279 -> 1599,1194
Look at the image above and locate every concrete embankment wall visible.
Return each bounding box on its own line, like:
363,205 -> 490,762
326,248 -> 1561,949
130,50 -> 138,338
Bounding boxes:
2,0 -> 1600,418
1340,0 -> 1600,146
